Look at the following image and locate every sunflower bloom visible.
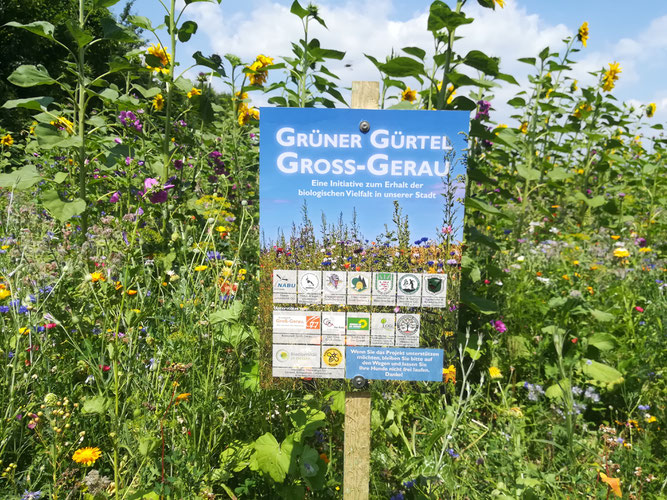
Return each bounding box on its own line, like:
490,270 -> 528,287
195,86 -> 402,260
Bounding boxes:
577,22 -> 589,47
50,117 -> 74,134
152,93 -> 165,111
646,103 -> 656,118
401,87 -> 417,103
146,44 -> 171,74
494,0 -> 505,7
245,55 -> 273,86
72,447 -> 102,466
187,87 -> 202,99
602,62 -> 621,92
237,103 -> 259,126
0,134 -> 14,147
519,122 -> 528,134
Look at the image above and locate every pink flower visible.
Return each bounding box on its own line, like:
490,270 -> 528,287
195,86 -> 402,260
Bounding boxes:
635,306 -> 644,313
492,320 -> 507,333
109,191 -> 120,203
144,177 -> 160,190
44,323 -> 57,329
99,364 -> 111,372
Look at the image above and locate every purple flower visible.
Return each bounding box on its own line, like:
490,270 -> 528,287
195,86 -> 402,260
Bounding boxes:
144,177 -> 160,191
447,448 -> 459,458
638,404 -> 650,411
635,237 -> 647,247
492,320 -> 507,333
21,490 -> 42,500
109,191 -> 120,204
475,100 -> 491,120
618,192 -> 626,198
174,159 -> 184,170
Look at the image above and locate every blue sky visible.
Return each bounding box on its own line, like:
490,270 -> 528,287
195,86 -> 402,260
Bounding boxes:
113,0 -> 667,123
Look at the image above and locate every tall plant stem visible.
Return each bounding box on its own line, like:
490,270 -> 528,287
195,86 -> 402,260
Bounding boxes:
77,0 -> 88,233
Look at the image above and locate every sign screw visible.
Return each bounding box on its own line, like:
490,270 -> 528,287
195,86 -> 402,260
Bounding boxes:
351,375 -> 368,389
359,120 -> 370,133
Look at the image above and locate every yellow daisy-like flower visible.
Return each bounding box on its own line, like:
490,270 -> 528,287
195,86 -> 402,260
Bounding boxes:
194,265 -> 208,272
613,248 -> 630,258
519,122 -> 528,134
638,247 -> 652,253
401,87 -> 417,103
235,91 -> 248,101
611,235 -> 620,240
127,289 -> 138,295
494,0 -> 505,8
646,103 -> 656,118
0,134 -> 14,147
72,447 -> 102,466
494,124 -> 508,135
146,44 -> 171,74
602,62 -> 621,92
446,84 -> 456,105
187,87 -> 202,99
90,271 -> 105,283
577,22 -> 589,47
256,54 -> 274,67
571,79 -> 578,92
223,260 -> 234,267
152,93 -> 165,111
50,117 -> 74,134
0,288 -> 11,300
489,366 -> 502,379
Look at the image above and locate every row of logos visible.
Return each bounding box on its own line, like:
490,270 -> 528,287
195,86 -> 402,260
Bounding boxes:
272,311 -> 421,349
273,270 -> 447,307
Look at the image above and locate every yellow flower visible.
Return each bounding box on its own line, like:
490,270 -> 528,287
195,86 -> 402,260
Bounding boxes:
446,85 -> 456,104
599,472 -> 622,498
237,103 -> 259,126
645,415 -> 657,423
235,91 -> 248,101
602,62 -> 621,92
573,103 -> 592,119
443,364 -> 456,384
19,327 -> 29,335
509,406 -> 524,418
638,247 -> 652,253
573,260 -> 579,265
90,271 -> 105,283
494,124 -> 508,135
194,265 -> 208,272
223,260 -> 234,267
0,288 -> 11,300
577,22 -> 589,47
127,289 -> 138,295
50,117 -> 74,134
571,79 -> 578,92
613,248 -> 630,258
494,0 -> 505,8
146,44 -> 171,74
245,55 -> 273,86
519,122 -> 528,134
646,102 -> 656,118
610,235 -> 620,240
0,134 -> 14,147
152,93 -> 165,111
175,393 -> 191,403
562,275 -> 570,280
72,447 -> 102,466
401,87 -> 417,103
187,87 -> 202,99
546,88 -> 554,99
587,286 -> 594,295
489,366 -> 502,379
221,267 -> 232,278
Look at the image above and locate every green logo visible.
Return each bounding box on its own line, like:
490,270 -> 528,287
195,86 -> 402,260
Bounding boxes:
347,317 -> 369,331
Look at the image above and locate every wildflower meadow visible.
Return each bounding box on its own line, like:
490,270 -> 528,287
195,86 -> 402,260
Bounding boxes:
0,0 -> 664,498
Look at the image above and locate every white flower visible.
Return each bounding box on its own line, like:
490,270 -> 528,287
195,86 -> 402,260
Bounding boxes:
516,255 -> 525,262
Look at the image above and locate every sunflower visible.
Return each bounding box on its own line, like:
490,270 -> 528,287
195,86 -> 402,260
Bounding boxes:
146,44 -> 171,74
577,22 -> 589,47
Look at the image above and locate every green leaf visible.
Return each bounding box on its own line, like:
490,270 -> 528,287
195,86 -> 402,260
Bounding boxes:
178,20 -> 198,42
240,362 -> 260,391
3,21 -> 56,41
192,51 -> 226,76
65,20 -> 94,47
546,167 -> 571,181
0,165 -> 42,190
587,332 -> 617,351
402,46 -> 426,60
516,164 -> 540,181
465,346 -> 482,360
92,0 -> 123,7
324,391 -> 345,414
2,96 -> 54,111
538,46 -> 550,61
581,360 -> 623,385
299,446 -> 319,478
545,379 -> 569,399
428,1 -> 474,32
460,291 -> 497,314
210,301 -> 244,324
465,197 -> 506,217
41,190 -> 86,221
98,88 -> 120,101
496,72 -> 519,85
8,65 -> 57,87
585,195 -> 606,208
378,57 -> 425,78
132,85 -> 161,98
138,436 -> 159,456
53,172 -> 68,184
100,17 -> 137,42
466,226 -> 500,250
518,57 -> 536,65
463,50 -> 499,76
590,309 -> 615,322
81,395 -> 109,415
127,15 -> 153,31
250,433 -> 293,483
290,0 -> 310,19
477,0 -> 495,8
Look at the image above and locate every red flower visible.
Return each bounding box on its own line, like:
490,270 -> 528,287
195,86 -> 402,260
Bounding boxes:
99,364 -> 111,372
44,323 -> 57,329
635,306 -> 644,313
571,338 -> 578,343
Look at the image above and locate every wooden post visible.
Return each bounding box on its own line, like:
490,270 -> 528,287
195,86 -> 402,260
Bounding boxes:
344,81 -> 379,500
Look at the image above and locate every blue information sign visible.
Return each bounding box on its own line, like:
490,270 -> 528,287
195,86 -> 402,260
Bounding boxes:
346,347 -> 444,382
